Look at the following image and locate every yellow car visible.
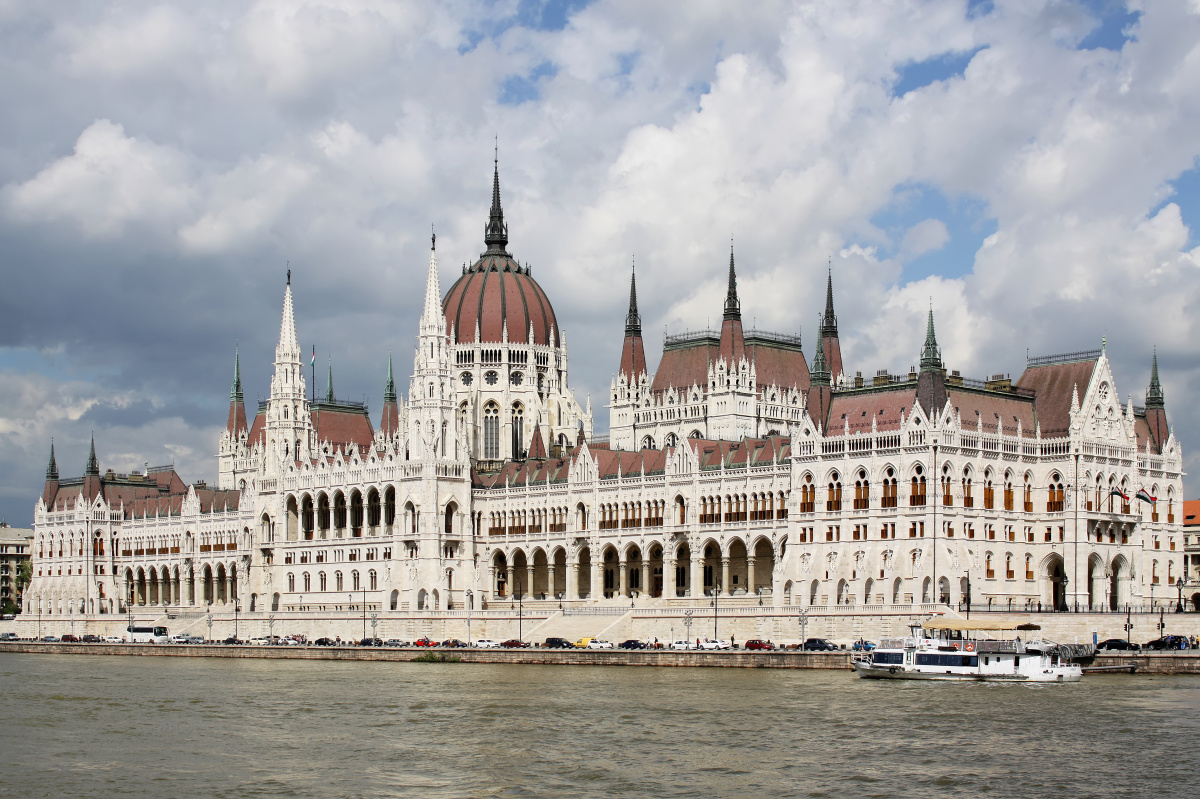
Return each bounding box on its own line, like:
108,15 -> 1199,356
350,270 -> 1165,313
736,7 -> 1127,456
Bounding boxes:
573,637 -> 594,649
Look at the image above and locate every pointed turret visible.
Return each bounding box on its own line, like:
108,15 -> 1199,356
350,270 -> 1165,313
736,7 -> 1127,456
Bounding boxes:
718,246 -> 746,364
277,273 -> 300,362
527,422 -> 547,460
381,352 -> 399,436
819,266 -> 844,382
483,149 -> 509,255
806,333 -> 832,431
917,306 -> 947,417
85,434 -> 99,476
325,358 -> 335,403
266,272 -> 311,471
42,440 -> 59,508
618,262 -> 648,382
82,434 -> 102,502
1145,348 -> 1169,453
226,348 -> 248,437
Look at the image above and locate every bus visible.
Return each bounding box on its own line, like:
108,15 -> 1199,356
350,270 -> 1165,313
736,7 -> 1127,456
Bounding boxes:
127,626 -> 169,644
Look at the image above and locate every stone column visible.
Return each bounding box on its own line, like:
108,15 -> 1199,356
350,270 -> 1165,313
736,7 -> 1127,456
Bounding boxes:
159,575 -> 168,605
641,560 -> 651,599
593,560 -> 603,600
690,556 -> 702,599
721,557 -> 731,597
547,564 -> 557,598
567,563 -> 578,601
186,573 -> 194,606
525,565 -> 534,599
618,560 -> 628,598
506,565 -> 515,598
488,566 -> 496,598
225,573 -> 234,605
666,558 -> 677,598
747,557 -> 757,597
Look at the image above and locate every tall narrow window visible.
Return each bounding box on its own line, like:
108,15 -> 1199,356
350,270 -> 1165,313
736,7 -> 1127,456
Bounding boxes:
511,404 -> 524,458
483,404 -> 499,460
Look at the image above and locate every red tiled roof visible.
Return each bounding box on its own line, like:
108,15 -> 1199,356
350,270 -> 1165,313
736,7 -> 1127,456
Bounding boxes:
619,333 -> 648,381
1016,358 -> 1096,438
828,387 -> 917,433
227,398 -> 247,437
1182,499 -> 1200,527
247,413 -> 266,448
947,388 -> 1036,436
651,341 -> 717,395
442,255 -> 558,345
311,406 -> 374,453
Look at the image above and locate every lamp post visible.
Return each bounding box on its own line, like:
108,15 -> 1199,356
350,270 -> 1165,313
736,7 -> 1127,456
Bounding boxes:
126,607 -> 133,642
1061,575 -> 1069,613
1123,607 -> 1133,644
363,584 -> 367,642
798,607 -> 809,647
683,609 -> 694,645
234,600 -> 240,641
1157,607 -> 1166,638
370,613 -> 378,641
711,582 -> 721,641
268,613 -> 275,641
1176,577 -> 1185,613
206,612 -> 213,642
465,589 -> 473,645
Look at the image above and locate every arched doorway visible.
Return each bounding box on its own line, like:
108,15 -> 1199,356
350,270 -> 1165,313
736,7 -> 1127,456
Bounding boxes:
1109,555 -> 1128,610
1044,555 -> 1066,611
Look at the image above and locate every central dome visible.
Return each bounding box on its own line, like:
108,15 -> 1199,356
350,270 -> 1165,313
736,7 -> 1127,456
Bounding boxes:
441,161 -> 559,346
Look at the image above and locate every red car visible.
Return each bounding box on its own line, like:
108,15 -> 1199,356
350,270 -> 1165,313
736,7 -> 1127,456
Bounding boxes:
414,637 -> 437,647
744,639 -> 776,651
60,634 -> 80,643
501,639 -> 529,648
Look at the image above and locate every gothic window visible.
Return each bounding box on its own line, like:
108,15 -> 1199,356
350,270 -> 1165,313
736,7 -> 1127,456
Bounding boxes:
485,371 -> 499,386
335,571 -> 343,591
303,572 -> 311,592
510,371 -> 523,386
352,570 -> 360,591
461,372 -> 473,386
511,404 -> 524,457
369,570 -> 378,590
483,403 -> 500,459
287,573 -> 295,592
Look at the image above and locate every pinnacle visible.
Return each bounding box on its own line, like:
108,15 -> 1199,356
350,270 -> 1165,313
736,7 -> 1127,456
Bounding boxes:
920,305 -> 942,371
46,440 -> 58,480
384,351 -> 397,403
484,152 -> 509,254
325,357 -> 335,403
821,264 -> 837,335
277,276 -> 300,359
85,434 -> 99,476
625,260 -> 641,336
723,246 -> 741,321
231,347 -> 243,402
1147,347 -> 1164,409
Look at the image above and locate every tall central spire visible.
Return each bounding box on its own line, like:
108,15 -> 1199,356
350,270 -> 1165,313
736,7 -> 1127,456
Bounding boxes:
1147,348 -> 1164,409
723,246 -> 741,321
325,357 -> 335,403
231,347 -> 243,402
384,351 -> 397,404
920,305 -> 942,371
422,230 -> 444,330
821,265 -> 837,336
277,274 -> 300,361
625,258 -> 641,336
484,144 -> 509,255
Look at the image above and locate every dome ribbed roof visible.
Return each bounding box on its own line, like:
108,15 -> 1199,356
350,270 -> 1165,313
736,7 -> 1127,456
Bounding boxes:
442,256 -> 558,345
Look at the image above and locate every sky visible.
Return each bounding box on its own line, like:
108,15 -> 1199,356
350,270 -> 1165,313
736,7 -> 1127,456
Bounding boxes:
1,0 -> 1199,526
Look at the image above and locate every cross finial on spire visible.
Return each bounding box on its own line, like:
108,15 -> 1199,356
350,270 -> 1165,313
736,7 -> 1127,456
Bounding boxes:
431,224 -> 436,251
484,144 -> 508,254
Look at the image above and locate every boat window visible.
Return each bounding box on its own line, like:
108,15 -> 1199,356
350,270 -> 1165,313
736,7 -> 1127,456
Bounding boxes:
874,651 -> 903,665
916,653 -> 977,667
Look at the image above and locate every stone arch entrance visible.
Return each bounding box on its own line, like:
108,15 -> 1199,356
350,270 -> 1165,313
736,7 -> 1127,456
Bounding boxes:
1109,555 -> 1129,610
1043,554 -> 1066,611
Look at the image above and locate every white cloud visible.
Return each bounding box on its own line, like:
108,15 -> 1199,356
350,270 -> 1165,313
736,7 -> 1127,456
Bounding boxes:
899,218 -> 949,262
2,120 -> 193,237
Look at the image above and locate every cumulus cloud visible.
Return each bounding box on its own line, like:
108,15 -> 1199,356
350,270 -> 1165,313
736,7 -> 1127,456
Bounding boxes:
1,0 -> 1200,524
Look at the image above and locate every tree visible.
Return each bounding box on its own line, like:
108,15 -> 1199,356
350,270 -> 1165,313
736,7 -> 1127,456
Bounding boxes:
14,560 -> 31,607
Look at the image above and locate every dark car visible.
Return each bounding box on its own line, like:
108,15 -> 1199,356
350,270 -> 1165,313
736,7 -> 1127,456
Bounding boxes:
744,639 -> 776,651
414,637 -> 437,647
802,638 -> 838,651
314,637 -> 337,646
542,637 -> 574,649
441,639 -> 468,648
501,639 -> 529,648
618,639 -> 646,650
1144,635 -> 1189,651
60,634 -> 80,643
81,634 -> 101,643
359,637 -> 383,647
1097,638 -> 1139,651
223,637 -> 243,645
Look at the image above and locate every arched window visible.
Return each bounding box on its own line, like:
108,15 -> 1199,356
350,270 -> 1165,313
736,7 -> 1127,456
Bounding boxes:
287,573 -> 295,592
910,466 -> 927,507
854,469 -> 869,510
483,403 -> 500,460
335,571 -> 343,592
511,404 -> 524,458
319,572 -> 327,591
369,569 -> 378,590
1047,474 -> 1064,512
303,572 -> 311,592
352,570 -> 361,591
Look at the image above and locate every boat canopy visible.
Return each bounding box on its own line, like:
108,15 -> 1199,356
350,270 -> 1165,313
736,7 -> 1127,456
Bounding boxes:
922,619 -> 1040,632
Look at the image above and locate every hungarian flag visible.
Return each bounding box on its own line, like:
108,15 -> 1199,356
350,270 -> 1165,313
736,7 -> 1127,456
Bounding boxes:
310,346 -> 316,368
1136,488 -> 1156,504
1109,488 -> 1129,502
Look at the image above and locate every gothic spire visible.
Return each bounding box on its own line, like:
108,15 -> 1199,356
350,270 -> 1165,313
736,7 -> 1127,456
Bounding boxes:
46,440 -> 58,481
1147,347 -> 1164,409
484,145 -> 509,254
231,347 -> 243,402
422,230 -> 444,328
277,273 -> 300,360
384,351 -> 397,404
325,357 -> 335,403
920,305 -> 942,371
810,331 -> 830,385
85,434 -> 99,476
821,264 -> 837,336
723,245 -> 741,321
625,259 -> 641,336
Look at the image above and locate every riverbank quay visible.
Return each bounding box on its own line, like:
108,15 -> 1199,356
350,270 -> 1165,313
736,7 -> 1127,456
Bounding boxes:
5,642 -> 1200,673
0,641 -> 849,669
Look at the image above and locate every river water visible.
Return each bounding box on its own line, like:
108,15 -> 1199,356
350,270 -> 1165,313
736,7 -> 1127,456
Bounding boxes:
1,654 -> 1197,798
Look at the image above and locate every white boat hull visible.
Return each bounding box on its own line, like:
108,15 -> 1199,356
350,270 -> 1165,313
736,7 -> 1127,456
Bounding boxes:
853,660 -> 1082,683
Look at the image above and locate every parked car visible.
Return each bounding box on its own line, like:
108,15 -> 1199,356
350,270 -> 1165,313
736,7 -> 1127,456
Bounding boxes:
619,639 -> 646,650
586,639 -> 615,649
81,634 -> 101,643
699,639 -> 729,650
0,632 -> 19,641
314,637 -> 337,646
501,639 -> 529,648
169,634 -> 191,644
41,636 -> 61,642
102,635 -> 125,643
248,638 -> 271,646
1144,635 -> 1189,651
1097,638 -> 1139,651
573,637 -> 595,649
542,637 -> 574,649
359,637 -> 383,647
803,638 -> 838,651
441,639 -> 468,648
223,637 -> 244,645
852,639 -> 876,651
669,640 -> 695,650
384,639 -> 407,647
414,637 -> 437,647
187,635 -> 205,644
744,639 -> 775,651
474,639 -> 501,648
60,634 -> 80,643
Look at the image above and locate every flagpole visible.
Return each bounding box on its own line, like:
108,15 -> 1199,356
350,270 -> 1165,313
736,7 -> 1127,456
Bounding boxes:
311,345 -> 316,403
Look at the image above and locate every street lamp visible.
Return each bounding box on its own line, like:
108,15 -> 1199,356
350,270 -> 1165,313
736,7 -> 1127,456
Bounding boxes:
234,600 -> 241,641
206,612 -> 213,642
1123,607 -> 1133,644
516,583 -> 524,642
370,613 -> 378,641
964,572 -> 972,620
1176,577 -> 1185,613
465,589 -> 473,645
1061,575 -> 1069,613
710,582 -> 721,641
798,607 -> 809,647
362,584 -> 367,642
268,613 -> 276,641
683,609 -> 694,645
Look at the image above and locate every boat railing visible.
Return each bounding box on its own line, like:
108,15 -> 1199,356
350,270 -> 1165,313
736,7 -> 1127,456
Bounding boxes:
878,637 -> 914,649
975,640 -> 1025,654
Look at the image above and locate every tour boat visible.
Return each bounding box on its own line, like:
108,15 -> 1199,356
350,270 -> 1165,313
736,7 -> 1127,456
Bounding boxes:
853,619 -> 1083,682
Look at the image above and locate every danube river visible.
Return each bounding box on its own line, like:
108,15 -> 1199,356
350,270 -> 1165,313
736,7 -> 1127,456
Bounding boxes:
2,654 -> 1197,798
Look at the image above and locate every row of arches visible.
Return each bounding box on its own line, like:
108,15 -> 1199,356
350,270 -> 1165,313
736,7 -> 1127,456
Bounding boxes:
121,562 -> 238,608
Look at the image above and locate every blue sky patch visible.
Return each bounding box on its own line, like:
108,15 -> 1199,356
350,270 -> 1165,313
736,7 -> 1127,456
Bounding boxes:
516,0 -> 592,32
500,61 -> 559,105
868,182 -> 997,283
893,47 -> 985,98
1161,164 -> 1200,250
1078,1 -> 1141,51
